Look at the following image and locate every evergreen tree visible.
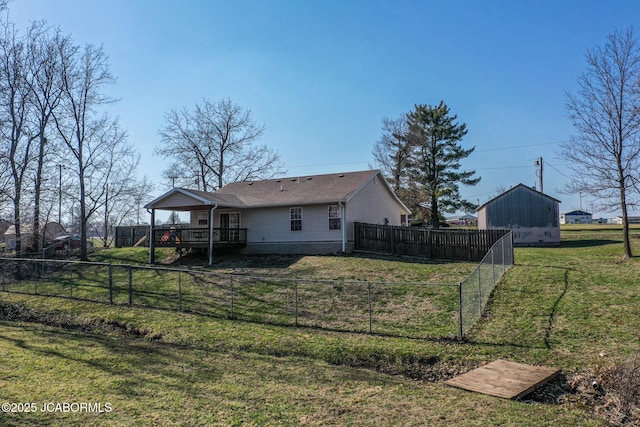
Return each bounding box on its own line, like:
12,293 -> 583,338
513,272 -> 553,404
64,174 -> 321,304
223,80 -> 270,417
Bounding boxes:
405,101 -> 479,228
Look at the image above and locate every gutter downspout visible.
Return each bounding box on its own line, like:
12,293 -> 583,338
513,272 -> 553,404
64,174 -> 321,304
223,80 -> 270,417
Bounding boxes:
339,201 -> 346,253
147,208 -> 155,264
208,204 -> 218,266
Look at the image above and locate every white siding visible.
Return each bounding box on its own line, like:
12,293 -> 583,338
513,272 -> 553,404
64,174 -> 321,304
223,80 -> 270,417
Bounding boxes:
241,205 -> 341,244
154,192 -> 204,210
189,210 -> 210,227
346,175 -> 409,240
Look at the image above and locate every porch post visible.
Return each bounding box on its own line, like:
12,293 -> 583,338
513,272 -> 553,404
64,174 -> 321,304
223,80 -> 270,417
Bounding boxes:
208,205 -> 216,266
149,209 -> 156,264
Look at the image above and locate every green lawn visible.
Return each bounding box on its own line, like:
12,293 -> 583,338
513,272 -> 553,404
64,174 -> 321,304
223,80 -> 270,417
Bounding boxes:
1,228 -> 639,425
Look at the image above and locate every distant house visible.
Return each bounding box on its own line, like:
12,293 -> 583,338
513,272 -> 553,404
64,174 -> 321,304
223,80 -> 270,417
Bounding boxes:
612,216 -> 640,225
446,214 -> 477,226
560,210 -> 592,224
3,222 -> 66,251
144,170 -> 411,264
477,184 -> 561,246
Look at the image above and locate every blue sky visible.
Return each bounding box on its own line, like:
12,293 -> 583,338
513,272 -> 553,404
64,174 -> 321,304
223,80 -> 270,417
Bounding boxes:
9,0 -> 640,217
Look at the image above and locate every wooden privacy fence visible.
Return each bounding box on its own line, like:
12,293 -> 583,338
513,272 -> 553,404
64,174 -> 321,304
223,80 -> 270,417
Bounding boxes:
115,226 -> 149,248
354,222 -> 510,261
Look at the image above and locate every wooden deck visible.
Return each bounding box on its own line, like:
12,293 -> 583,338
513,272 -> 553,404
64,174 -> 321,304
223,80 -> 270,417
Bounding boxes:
152,227 -> 247,249
444,359 -> 560,399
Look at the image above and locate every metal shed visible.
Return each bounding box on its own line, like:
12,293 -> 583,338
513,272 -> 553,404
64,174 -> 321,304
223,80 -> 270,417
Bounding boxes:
477,184 -> 560,246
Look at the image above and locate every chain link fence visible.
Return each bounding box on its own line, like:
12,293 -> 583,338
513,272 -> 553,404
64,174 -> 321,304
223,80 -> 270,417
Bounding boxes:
459,232 -> 514,336
0,233 -> 513,339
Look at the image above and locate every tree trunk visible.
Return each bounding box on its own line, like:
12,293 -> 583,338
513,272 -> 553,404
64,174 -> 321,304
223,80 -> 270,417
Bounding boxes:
620,183 -> 632,258
31,133 -> 47,252
430,192 -> 439,229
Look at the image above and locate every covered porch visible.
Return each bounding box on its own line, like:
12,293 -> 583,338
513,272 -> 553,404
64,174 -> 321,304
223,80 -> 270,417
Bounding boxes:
152,227 -> 247,250
144,188 -> 246,265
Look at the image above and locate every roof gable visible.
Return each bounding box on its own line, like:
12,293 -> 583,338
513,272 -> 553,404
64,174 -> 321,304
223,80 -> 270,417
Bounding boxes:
479,184 -> 560,210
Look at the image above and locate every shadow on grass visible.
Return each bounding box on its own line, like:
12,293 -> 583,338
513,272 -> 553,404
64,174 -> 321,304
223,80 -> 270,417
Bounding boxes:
560,239 -> 620,248
165,251 -> 473,269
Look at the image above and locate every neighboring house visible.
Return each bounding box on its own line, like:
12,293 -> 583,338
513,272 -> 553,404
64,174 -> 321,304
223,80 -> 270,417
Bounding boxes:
4,222 -> 66,251
612,216 -> 640,225
446,214 -> 477,226
560,210 -> 592,224
477,184 -> 561,246
144,170 -> 411,264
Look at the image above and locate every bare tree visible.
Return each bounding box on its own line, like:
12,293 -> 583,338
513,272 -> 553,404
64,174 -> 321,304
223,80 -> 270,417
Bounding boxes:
0,19 -> 35,254
560,28 -> 640,258
26,22 -> 67,251
157,98 -> 284,191
52,40 -> 123,259
371,115 -> 427,218
95,154 -> 153,247
371,116 -> 411,192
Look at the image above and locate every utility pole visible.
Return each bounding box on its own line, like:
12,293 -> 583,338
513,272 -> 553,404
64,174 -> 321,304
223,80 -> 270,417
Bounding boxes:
535,157 -> 544,193
168,175 -> 177,188
58,164 -> 62,224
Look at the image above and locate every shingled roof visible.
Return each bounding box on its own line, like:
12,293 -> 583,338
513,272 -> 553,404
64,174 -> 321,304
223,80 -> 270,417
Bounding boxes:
145,170 -> 407,211
215,170 -> 382,207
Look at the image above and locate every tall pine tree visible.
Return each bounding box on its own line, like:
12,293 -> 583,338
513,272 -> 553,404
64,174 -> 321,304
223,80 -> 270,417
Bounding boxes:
406,101 -> 479,228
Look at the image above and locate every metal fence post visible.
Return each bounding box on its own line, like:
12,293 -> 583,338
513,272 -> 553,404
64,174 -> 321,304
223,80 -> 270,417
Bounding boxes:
294,279 -> 298,327
128,265 -> 133,306
458,282 -> 464,339
109,263 -> 113,304
491,249 -> 496,286
368,282 -> 372,334
178,271 -> 182,312
477,266 -> 482,314
230,276 -> 234,319
70,263 -> 74,296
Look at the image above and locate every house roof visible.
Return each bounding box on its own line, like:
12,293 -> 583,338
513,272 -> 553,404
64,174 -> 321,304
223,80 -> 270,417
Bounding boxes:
145,170 -> 411,212
561,210 -> 592,216
478,184 -> 561,211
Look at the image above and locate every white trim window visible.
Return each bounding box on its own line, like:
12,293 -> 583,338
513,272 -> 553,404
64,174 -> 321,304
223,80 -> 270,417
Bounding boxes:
198,211 -> 208,226
290,207 -> 302,231
328,205 -> 341,230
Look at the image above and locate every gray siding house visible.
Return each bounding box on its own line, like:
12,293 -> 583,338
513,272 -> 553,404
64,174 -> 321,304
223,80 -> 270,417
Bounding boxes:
560,210 -> 592,224
477,184 -> 561,246
144,170 -> 410,264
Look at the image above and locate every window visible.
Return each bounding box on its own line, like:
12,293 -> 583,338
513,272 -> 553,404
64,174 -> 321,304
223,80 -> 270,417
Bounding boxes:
197,211 -> 208,226
290,207 -> 302,231
328,205 -> 341,230
400,214 -> 407,226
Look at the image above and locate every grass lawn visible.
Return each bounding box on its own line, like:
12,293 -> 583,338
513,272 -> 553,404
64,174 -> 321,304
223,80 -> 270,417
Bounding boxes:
0,226 -> 639,425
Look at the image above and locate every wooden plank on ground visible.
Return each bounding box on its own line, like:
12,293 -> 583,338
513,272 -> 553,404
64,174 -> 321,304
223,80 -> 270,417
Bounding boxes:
444,359 -> 560,399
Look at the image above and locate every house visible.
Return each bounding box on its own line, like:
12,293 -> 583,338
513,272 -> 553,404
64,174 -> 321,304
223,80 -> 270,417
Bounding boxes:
445,214 -> 477,226
4,222 -> 66,251
612,216 -> 640,225
144,170 -> 411,264
477,184 -> 561,246
560,210 -> 592,224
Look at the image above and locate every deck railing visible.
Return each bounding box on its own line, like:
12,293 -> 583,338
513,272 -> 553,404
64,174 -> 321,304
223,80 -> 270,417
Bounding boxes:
152,227 -> 247,248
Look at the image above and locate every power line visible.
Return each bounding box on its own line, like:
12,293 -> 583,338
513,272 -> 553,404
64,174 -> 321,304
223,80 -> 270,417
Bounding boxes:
545,162 -> 573,179
474,140 -> 567,153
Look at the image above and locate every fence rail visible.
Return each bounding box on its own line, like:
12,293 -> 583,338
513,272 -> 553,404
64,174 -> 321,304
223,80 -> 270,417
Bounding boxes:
354,222 -> 510,261
0,233 -> 513,339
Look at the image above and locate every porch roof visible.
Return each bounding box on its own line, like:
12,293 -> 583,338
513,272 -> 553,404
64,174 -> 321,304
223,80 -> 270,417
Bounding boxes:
144,188 -> 244,211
